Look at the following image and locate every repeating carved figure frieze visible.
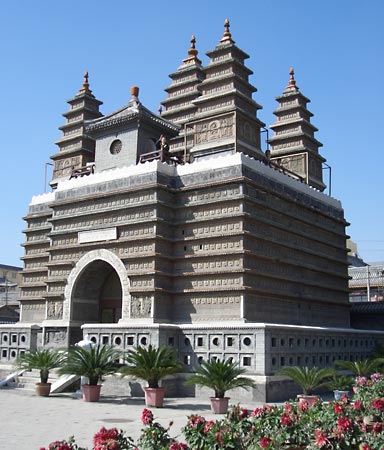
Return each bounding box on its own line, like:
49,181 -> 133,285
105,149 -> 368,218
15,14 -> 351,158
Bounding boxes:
27,218 -> 50,229
53,208 -> 155,231
47,301 -> 64,319
23,275 -> 47,283
52,236 -> 78,247
51,251 -> 80,261
26,232 -> 49,242
119,226 -> 154,238
272,140 -> 301,150
54,192 -> 154,217
191,239 -> 242,253
25,247 -> 49,256
180,186 -> 240,205
187,276 -> 242,289
186,296 -> 240,305
118,244 -> 154,257
181,203 -> 240,221
131,278 -> 154,288
21,303 -> 45,311
185,221 -> 241,238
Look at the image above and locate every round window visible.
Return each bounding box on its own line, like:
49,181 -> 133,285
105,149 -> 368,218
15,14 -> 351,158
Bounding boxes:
243,337 -> 252,346
110,139 -> 122,155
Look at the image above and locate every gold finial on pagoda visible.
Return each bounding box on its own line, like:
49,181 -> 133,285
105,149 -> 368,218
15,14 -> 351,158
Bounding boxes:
182,35 -> 201,65
220,18 -> 235,44
78,71 -> 92,94
284,67 -> 299,93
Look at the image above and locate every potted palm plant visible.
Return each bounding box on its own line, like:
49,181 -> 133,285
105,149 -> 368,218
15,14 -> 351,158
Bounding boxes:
120,344 -> 184,407
326,372 -> 353,400
58,344 -> 121,402
185,358 -> 256,414
334,358 -> 384,377
16,348 -> 65,396
278,366 -> 334,405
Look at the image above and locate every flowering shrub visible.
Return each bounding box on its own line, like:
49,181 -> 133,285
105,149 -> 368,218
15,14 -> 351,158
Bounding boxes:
93,427 -> 134,450
39,374 -> 384,450
39,437 -> 87,450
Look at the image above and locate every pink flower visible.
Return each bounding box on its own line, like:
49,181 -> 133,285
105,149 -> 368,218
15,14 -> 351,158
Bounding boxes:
141,408 -> 154,425
354,400 -> 363,410
239,407 -> 249,419
260,436 -> 272,448
372,398 -> 384,410
373,421 -> 383,433
215,431 -> 224,446
357,376 -> 367,386
299,400 -> 309,412
188,415 -> 205,428
333,403 -> 344,414
252,407 -> 264,417
337,416 -> 353,432
314,429 -> 329,447
280,413 -> 292,426
284,403 -> 292,413
203,420 -> 215,434
360,445 -> 372,450
169,443 -> 188,450
371,373 -> 383,382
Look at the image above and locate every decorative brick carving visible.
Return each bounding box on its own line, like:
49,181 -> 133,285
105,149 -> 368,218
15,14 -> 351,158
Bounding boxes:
47,301 -> 63,319
45,329 -> 67,345
130,297 -> 152,318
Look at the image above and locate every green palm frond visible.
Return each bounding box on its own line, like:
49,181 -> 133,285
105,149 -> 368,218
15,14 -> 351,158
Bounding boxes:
185,358 -> 255,398
334,358 -> 384,377
120,345 -> 184,388
16,348 -> 65,383
58,344 -> 121,385
278,366 -> 334,395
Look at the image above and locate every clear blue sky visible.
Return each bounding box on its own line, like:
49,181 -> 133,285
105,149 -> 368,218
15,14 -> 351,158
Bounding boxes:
1,0 -> 383,267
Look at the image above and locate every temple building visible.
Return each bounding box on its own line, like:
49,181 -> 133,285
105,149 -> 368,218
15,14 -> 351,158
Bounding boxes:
1,20 -> 382,401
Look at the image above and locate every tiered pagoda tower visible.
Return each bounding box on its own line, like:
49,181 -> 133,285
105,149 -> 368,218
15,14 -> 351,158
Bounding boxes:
189,19 -> 265,161
268,68 -> 326,192
50,72 -> 103,188
160,36 -> 205,159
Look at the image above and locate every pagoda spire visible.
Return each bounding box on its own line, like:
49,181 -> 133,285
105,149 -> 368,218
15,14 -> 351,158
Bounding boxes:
182,35 -> 202,65
219,18 -> 235,45
268,68 -> 326,192
50,72 -> 103,188
284,67 -> 299,93
77,71 -> 93,96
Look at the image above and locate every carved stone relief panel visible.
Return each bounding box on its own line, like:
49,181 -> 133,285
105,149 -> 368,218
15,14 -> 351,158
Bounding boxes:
130,296 -> 152,318
47,301 -> 64,320
45,329 -> 67,346
194,115 -> 234,145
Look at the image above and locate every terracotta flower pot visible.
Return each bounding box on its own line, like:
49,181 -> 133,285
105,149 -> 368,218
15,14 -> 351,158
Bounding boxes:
297,394 -> 319,407
210,397 -> 229,414
35,382 -> 52,397
82,384 -> 101,402
144,387 -> 165,407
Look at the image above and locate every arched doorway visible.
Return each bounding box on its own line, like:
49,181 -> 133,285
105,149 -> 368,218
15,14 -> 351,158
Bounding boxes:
63,250 -> 131,344
70,259 -> 122,324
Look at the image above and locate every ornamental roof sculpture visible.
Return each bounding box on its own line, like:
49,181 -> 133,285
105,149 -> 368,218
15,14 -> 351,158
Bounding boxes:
85,86 -> 180,134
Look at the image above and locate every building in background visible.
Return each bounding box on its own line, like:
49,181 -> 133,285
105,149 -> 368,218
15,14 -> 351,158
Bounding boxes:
0,264 -> 22,323
1,21 -> 382,401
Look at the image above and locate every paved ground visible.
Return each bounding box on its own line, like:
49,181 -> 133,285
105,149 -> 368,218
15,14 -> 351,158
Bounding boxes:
0,388 -> 264,450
